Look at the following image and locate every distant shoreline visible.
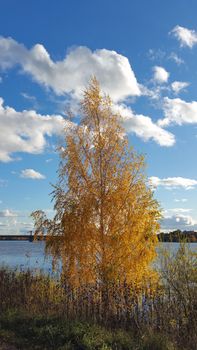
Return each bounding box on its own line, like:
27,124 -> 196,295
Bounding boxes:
158,230 -> 197,243
0,235 -> 44,241
0,231 -> 197,242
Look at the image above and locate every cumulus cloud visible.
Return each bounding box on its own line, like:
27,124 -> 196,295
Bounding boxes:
0,217 -> 34,235
0,208 -> 53,234
0,37 -> 177,152
0,209 -> 17,217
112,104 -> 175,147
149,176 -> 197,190
0,37 -> 141,102
20,169 -> 46,179
161,214 -> 197,231
153,66 -> 169,84
170,25 -> 197,48
159,97 -> 197,127
171,81 -> 189,94
0,97 -> 74,162
161,209 -> 196,230
0,96 -> 176,163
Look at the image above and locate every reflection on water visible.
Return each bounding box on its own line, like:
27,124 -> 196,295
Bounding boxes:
0,241 -> 196,273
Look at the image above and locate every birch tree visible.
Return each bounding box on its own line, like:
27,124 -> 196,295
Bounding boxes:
32,78 -> 160,287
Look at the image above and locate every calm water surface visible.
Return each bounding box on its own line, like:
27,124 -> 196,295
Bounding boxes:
0,241 -> 196,273
0,241 -> 52,273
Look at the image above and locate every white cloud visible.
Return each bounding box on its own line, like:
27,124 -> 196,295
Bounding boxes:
174,198 -> 188,203
159,97 -> 197,127
147,49 -> 166,61
171,81 -> 189,94
168,52 -> 184,65
0,217 -> 34,235
171,25 -> 197,48
165,208 -> 192,214
161,214 -> 197,231
149,176 -> 197,190
0,209 -> 17,217
21,92 -> 37,102
0,37 -> 141,102
147,50 -> 184,66
0,97 -> 74,162
153,66 -> 169,84
113,104 -> 175,147
0,37 -> 178,154
0,95 -> 175,164
141,83 -> 170,100
20,168 -> 46,179
0,207 -> 39,235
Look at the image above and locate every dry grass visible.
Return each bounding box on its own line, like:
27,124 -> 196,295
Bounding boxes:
0,243 -> 196,349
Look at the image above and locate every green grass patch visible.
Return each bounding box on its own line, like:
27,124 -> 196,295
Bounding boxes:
0,311 -> 178,350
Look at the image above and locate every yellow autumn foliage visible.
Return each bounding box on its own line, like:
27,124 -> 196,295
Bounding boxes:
32,78 -> 161,287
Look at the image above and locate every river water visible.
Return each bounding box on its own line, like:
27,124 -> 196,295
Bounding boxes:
0,241 -> 53,273
0,241 -> 196,273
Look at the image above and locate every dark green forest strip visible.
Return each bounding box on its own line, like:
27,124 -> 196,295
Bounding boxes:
158,230 -> 197,242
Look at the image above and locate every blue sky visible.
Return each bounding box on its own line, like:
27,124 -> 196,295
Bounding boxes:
1,0 -> 197,233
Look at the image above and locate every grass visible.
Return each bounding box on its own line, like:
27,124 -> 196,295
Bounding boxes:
0,243 -> 196,349
0,311 -> 176,350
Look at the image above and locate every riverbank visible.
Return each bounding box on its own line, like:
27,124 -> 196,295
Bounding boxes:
0,244 -> 196,349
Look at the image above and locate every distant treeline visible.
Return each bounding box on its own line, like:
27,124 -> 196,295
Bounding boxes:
0,230 -> 197,242
0,234 -> 42,241
158,230 -> 197,242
